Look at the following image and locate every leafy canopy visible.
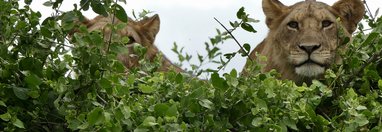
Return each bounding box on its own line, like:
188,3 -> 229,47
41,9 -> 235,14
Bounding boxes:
0,0 -> 382,131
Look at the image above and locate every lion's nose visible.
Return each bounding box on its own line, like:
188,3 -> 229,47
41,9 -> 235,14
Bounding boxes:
298,44 -> 321,54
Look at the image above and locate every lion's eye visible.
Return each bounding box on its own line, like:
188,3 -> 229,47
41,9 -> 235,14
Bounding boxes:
127,36 -> 136,44
287,21 -> 299,29
322,20 -> 333,28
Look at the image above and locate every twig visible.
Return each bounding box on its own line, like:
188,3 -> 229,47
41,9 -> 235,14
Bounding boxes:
363,0 -> 375,22
106,0 -> 118,54
100,0 -> 118,78
97,93 -> 108,105
214,18 -> 253,62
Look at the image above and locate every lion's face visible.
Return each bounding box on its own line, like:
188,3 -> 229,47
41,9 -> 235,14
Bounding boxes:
85,15 -> 160,49
73,15 -> 182,72
258,0 -> 365,81
274,2 -> 341,77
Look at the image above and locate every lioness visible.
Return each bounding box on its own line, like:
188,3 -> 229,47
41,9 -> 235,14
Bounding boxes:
242,0 -> 365,84
72,14 -> 182,72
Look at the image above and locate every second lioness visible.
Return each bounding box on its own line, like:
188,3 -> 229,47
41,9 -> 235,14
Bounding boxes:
74,14 -> 182,72
242,0 -> 365,84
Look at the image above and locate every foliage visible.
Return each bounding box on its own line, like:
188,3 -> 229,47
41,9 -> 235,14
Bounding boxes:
0,0 -> 382,131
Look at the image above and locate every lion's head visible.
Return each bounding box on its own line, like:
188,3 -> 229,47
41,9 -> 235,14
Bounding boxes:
244,0 -> 365,84
72,14 -> 182,72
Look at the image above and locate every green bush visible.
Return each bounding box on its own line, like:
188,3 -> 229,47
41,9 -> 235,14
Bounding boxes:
0,0 -> 382,131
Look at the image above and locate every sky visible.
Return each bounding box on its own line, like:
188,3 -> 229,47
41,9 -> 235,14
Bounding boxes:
26,0 -> 382,77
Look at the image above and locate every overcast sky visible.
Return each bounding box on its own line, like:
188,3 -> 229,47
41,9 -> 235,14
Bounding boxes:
27,0 -> 382,76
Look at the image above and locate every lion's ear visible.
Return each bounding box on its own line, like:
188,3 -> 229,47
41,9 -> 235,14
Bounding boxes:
68,15 -> 92,37
140,14 -> 160,37
331,0 -> 365,33
262,0 -> 287,28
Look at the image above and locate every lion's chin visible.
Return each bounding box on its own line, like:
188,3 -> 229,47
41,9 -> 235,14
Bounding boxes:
295,63 -> 325,77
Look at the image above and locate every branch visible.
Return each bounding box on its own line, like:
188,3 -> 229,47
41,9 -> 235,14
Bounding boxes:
100,0 -> 118,78
363,0 -> 375,22
214,18 -> 253,62
106,0 -> 118,54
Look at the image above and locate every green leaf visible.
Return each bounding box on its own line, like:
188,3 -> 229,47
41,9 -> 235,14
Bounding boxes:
40,26 -> 52,38
91,1 -> 108,16
175,73 -> 183,83
0,112 -> 11,121
134,128 -> 149,132
230,69 -> 237,78
119,0 -> 127,4
166,104 -> 178,117
355,115 -> 369,126
224,53 -> 236,59
28,90 -> 40,98
154,103 -> 169,117
199,99 -> 214,109
142,116 -> 157,127
316,115 -> 330,126
19,57 -> 43,76
87,107 -> 104,125
116,23 -> 127,30
24,0 -> 32,4
12,86 -> 29,100
25,74 -> 42,88
251,117 -> 263,127
121,36 -> 131,44
113,61 -> 125,73
113,4 -> 128,23
236,7 -> 245,19
228,70 -> 239,87
13,118 -> 25,128
138,84 -> 155,93
52,0 -> 63,8
127,74 -> 135,85
361,32 -> 379,46
120,106 -> 131,119
80,0 -> 90,11
77,122 -> 89,129
282,117 -> 297,130
241,23 -> 257,33
243,43 -> 251,53
16,21 -> 27,30
0,101 -> 5,107
356,106 -> 367,111
253,97 -> 268,112
99,78 -> 112,94
378,80 -> 382,89
89,31 -> 103,46
211,72 -> 227,89
103,112 -> 112,125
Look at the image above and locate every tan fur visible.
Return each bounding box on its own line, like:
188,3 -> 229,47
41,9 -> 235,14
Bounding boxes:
73,14 -> 182,73
243,0 -> 365,84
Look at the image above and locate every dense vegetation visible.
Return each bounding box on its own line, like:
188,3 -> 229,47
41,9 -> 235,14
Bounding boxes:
1,0 -> 382,131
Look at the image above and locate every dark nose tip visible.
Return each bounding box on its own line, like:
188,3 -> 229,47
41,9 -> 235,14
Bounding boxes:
298,44 -> 321,54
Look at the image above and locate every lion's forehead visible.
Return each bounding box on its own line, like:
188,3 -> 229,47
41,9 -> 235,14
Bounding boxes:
87,16 -> 143,42
287,2 -> 336,22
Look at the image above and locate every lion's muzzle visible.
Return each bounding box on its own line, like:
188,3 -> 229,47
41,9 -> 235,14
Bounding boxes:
291,43 -> 330,77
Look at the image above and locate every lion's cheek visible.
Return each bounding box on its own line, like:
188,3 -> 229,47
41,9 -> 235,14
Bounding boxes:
289,54 -> 308,65
310,52 -> 332,64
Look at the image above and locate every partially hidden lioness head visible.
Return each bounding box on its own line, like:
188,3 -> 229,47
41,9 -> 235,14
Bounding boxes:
72,14 -> 182,72
246,0 -> 364,84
